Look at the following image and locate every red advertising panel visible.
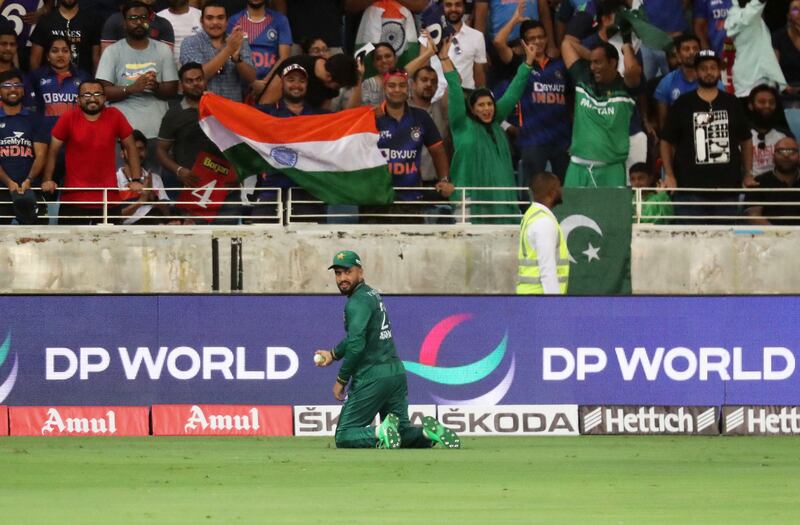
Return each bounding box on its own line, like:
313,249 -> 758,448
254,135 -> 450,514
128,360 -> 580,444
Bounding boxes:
152,404 -> 293,436
9,406 -> 149,436
0,406 -> 7,436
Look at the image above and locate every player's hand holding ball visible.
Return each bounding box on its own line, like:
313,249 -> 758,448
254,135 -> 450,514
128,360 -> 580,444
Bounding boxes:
314,350 -> 333,367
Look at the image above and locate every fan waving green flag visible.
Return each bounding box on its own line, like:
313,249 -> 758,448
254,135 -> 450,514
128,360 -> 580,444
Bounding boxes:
198,93 -> 394,205
616,7 -> 674,52
553,188 -> 633,295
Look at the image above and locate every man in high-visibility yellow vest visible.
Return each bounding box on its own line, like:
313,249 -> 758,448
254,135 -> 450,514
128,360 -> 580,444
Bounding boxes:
517,172 -> 569,294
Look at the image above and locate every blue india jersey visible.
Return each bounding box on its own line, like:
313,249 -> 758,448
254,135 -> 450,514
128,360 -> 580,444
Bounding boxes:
0,108 -> 48,183
514,57 -> 571,149
377,105 -> 442,201
227,9 -> 292,79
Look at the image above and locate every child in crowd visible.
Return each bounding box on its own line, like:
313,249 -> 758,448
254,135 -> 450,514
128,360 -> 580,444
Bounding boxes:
116,130 -> 172,224
629,162 -> 673,224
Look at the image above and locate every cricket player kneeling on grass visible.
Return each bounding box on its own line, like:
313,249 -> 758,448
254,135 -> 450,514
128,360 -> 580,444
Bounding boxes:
314,250 -> 460,449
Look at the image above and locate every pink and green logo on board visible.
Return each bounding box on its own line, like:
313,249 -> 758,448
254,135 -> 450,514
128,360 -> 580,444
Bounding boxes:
403,314 -> 514,405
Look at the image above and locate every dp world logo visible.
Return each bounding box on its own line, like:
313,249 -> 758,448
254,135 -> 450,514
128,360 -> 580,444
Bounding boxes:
0,332 -> 17,403
402,314 -> 514,405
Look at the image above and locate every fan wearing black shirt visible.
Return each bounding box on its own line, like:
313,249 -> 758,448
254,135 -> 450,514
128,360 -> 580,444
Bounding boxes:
29,0 -> 101,73
660,49 -> 755,223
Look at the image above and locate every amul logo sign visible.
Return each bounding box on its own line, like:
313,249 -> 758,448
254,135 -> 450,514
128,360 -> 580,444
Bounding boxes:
41,408 -> 117,435
9,406 -> 150,436
402,314 -> 514,405
0,333 -> 18,403
184,405 -> 260,432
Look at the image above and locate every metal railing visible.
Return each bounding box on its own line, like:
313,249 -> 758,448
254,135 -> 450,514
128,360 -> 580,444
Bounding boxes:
285,186 -> 530,224
2,185 -> 800,225
0,186 -> 532,225
0,186 -> 284,225
632,187 -> 800,224
289,186 -> 800,225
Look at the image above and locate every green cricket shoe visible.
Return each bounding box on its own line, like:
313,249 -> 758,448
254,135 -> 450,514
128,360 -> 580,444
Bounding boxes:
376,413 -> 401,449
422,416 -> 461,449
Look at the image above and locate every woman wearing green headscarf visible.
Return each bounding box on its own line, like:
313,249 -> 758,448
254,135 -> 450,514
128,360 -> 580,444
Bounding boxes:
441,36 -> 537,224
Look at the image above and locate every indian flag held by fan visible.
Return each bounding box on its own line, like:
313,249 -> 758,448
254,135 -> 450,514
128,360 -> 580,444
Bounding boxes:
198,92 -> 394,205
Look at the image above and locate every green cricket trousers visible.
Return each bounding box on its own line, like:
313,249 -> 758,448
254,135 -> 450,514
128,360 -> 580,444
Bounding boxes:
335,373 -> 431,448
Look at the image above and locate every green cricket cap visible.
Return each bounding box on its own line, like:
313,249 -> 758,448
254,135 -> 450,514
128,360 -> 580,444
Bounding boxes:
328,250 -> 363,269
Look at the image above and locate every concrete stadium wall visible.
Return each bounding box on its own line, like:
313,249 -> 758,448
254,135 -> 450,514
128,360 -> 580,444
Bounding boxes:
0,227 -> 213,293
2,225 -> 799,294
631,225 -> 800,294
0,225 -> 519,294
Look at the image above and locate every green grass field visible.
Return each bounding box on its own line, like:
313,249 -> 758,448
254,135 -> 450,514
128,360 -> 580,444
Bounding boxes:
2,436 -> 799,524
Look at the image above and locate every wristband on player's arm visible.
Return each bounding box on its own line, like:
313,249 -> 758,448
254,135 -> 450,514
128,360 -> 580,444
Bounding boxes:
336,376 -> 349,386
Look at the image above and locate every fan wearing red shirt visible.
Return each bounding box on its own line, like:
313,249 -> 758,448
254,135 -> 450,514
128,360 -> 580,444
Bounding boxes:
41,79 -> 142,225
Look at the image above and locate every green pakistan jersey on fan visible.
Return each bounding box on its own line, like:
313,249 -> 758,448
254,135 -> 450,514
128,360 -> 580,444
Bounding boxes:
639,191 -> 674,224
333,282 -> 405,384
569,60 -> 636,163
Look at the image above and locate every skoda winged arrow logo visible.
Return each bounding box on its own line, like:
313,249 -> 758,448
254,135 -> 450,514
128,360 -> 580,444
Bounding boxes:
403,314 -> 514,405
0,332 -> 18,403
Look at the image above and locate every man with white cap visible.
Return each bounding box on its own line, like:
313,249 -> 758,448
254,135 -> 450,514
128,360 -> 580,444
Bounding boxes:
258,62 -> 320,117
255,61 -> 328,221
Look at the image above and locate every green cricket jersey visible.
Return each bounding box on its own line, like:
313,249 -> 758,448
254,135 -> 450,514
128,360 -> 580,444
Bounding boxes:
639,191 -> 674,224
333,282 -> 405,384
569,60 -> 636,164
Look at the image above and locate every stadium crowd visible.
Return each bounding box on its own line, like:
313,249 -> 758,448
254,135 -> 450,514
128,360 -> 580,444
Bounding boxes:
0,0 -> 798,225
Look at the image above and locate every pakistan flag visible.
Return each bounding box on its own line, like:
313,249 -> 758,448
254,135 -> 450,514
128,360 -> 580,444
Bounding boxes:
553,188 -> 632,295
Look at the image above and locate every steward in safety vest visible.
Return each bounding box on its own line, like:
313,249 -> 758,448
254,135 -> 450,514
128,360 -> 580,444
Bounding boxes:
517,171 -> 569,294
